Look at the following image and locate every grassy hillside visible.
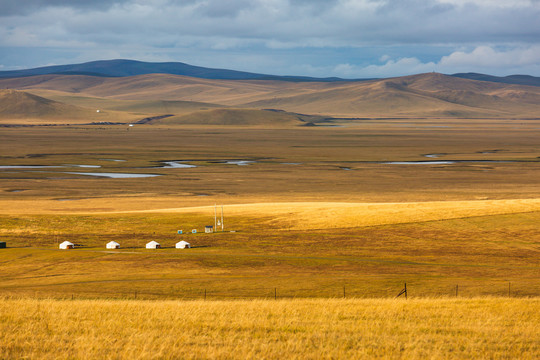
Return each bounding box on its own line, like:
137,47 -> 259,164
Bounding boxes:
2,73 -> 540,119
0,89 -> 139,124
0,89 -> 84,119
17,91 -> 226,117
1,298 -> 538,359
161,108 -> 308,126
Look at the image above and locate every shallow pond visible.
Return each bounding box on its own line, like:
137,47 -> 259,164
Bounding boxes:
0,165 -> 63,169
385,161 -> 455,165
383,160 -> 515,165
157,161 -> 196,168
225,160 -> 255,166
65,164 -> 102,168
64,172 -> 161,178
0,164 -> 102,169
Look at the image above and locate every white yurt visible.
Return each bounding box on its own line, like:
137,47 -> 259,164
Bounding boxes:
59,241 -> 74,249
175,240 -> 191,249
106,241 -> 120,249
146,240 -> 161,249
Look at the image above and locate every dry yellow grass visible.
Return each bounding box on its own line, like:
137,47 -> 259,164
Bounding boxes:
0,297 -> 538,359
2,198 -> 540,231
117,198 -> 540,230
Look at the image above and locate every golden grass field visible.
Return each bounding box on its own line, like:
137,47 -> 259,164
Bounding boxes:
1,297 -> 538,359
1,73 -> 540,358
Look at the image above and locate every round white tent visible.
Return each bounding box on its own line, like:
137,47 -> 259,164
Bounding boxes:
175,240 -> 191,249
146,240 -> 161,249
59,241 -> 74,249
106,241 -> 120,249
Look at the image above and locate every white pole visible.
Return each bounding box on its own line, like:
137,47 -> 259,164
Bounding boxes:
214,204 -> 217,232
221,205 -> 224,232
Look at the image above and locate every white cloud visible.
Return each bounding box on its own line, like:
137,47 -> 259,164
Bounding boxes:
440,45 -> 540,68
330,45 -> 540,77
332,58 -> 436,78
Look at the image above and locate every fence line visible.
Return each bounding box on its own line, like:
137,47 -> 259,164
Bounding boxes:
4,282 -> 536,301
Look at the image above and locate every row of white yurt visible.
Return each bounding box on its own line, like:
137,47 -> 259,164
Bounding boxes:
59,240 -> 191,249
147,240 -> 191,249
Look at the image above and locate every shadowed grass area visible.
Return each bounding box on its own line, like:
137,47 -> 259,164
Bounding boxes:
1,211 -> 539,299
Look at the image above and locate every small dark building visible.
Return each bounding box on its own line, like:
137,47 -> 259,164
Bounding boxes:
0,242 -> 6,248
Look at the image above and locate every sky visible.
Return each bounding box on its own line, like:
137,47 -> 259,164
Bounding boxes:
1,0 -> 539,78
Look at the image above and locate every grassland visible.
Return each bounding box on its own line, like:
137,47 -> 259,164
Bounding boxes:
1,209 -> 539,300
2,118 -> 540,206
1,297 -> 538,359
1,118 -> 539,302
1,92 -> 540,358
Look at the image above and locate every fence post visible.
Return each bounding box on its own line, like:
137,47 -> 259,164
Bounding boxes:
508,282 -> 511,297
134,291 -> 137,300
204,289 -> 207,301
404,283 -> 407,299
455,285 -> 458,297
396,283 -> 407,299
275,288 -> 277,300
343,286 -> 346,299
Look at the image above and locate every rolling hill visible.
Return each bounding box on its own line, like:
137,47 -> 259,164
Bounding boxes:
159,108 -> 325,126
452,73 -> 540,87
0,89 -> 138,124
1,72 -> 540,121
0,89 -> 85,119
240,73 -> 540,118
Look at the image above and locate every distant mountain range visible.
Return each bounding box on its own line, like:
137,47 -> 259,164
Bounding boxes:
452,73 -> 540,87
0,59 -> 352,82
1,59 -> 539,86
